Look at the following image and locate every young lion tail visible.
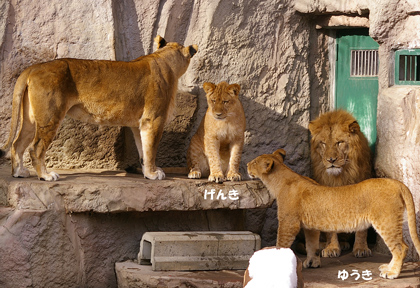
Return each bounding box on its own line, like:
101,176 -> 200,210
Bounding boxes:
2,69 -> 30,152
401,182 -> 420,256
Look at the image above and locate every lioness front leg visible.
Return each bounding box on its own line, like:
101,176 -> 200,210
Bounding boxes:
353,229 -> 372,257
139,117 -> 165,180
226,141 -> 243,181
322,232 -> 341,257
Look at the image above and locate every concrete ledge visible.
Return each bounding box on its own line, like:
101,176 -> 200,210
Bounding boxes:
0,166 -> 274,213
138,231 -> 260,271
116,260 -> 244,288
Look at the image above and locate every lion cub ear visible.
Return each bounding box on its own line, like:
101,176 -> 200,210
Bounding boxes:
154,35 -> 167,49
227,84 -> 241,97
348,121 -> 360,133
273,149 -> 286,162
261,158 -> 275,174
203,82 -> 216,94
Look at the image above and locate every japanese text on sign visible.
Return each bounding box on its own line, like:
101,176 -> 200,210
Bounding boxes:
204,189 -> 239,200
338,269 -> 372,281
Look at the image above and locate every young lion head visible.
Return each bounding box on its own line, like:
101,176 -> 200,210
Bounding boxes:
247,149 -> 286,180
203,81 -> 241,120
308,110 -> 372,186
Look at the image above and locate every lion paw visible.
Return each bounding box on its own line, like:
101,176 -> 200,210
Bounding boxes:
321,247 -> 341,258
143,167 -> 165,180
353,247 -> 372,258
303,256 -> 321,268
226,171 -> 241,181
208,172 -> 224,183
39,171 -> 60,181
188,170 -> 202,179
379,265 -> 399,279
13,167 -> 31,178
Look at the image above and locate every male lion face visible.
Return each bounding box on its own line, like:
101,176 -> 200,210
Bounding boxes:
203,82 -> 240,120
312,128 -> 350,176
309,110 -> 365,178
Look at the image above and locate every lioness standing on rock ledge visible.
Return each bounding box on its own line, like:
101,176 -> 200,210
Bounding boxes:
0,35 -> 198,181
187,81 -> 246,183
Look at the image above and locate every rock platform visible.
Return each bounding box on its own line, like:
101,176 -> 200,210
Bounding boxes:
0,166 -> 273,288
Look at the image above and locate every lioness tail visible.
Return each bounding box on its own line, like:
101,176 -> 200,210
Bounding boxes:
401,183 -> 420,256
2,69 -> 30,151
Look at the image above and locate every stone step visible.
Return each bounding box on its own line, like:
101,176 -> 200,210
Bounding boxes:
116,261 -> 244,288
137,231 -> 260,271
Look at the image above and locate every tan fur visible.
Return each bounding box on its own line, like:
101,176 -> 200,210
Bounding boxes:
247,149 -> 420,280
1,36 -> 198,181
309,110 -> 372,258
187,81 -> 246,183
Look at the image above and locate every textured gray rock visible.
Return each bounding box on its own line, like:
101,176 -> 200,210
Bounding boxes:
0,166 -> 273,287
5,169 -> 273,213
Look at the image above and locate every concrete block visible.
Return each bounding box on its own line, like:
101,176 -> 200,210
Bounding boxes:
137,231 -> 261,271
116,260 -> 244,288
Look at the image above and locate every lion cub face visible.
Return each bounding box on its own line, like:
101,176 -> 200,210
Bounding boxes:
203,82 -> 241,120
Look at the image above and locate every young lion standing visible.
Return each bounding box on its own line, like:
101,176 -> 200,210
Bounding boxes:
187,81 -> 246,183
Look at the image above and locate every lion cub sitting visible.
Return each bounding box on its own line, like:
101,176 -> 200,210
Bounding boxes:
187,81 -> 246,183
247,149 -> 420,280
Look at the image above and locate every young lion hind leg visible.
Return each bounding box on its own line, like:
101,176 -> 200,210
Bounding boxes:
373,218 -> 407,279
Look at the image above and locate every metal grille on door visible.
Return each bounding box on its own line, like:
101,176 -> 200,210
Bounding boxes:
350,50 -> 379,77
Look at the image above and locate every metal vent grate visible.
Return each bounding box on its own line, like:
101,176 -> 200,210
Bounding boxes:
395,50 -> 420,85
350,50 -> 379,76
398,54 -> 420,82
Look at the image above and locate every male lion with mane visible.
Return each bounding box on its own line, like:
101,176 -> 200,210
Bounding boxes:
0,35 -> 198,181
247,149 -> 420,280
309,110 -> 372,258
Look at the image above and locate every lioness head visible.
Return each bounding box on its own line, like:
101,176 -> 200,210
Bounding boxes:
309,110 -> 371,181
154,35 -> 198,59
247,149 -> 286,179
203,81 -> 241,120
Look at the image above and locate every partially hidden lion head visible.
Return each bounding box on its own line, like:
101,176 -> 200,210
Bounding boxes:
308,110 -> 372,186
203,81 -> 241,120
154,35 -> 198,59
247,149 -> 286,180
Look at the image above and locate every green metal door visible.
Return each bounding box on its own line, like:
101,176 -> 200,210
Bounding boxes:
335,29 -> 379,151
